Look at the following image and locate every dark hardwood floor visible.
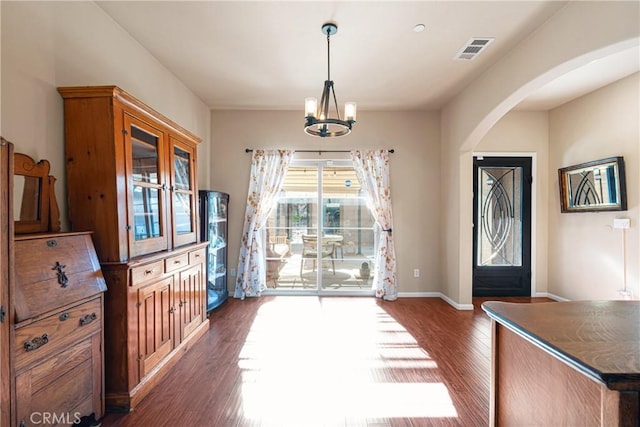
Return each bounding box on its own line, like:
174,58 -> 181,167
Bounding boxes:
100,296 -> 552,427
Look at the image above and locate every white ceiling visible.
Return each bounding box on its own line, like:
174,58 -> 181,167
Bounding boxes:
96,1 -> 639,112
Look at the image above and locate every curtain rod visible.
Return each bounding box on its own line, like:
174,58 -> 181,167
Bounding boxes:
244,148 -> 394,154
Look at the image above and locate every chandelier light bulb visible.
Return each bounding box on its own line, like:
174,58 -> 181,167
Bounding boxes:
305,97 -> 317,118
344,102 -> 357,122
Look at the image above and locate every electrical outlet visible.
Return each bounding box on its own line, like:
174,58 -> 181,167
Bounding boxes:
230,268 -> 237,277
413,269 -> 420,278
613,218 -> 630,229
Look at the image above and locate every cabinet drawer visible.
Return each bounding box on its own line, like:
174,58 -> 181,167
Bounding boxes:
14,298 -> 102,372
15,336 -> 101,427
189,248 -> 205,265
165,252 -> 189,273
14,233 -> 106,322
131,260 -> 164,285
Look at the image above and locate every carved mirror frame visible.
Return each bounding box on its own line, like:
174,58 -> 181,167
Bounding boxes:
4,137 -> 60,234
13,152 -> 51,234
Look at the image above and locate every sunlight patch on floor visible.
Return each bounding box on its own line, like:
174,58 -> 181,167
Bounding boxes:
237,297 -> 459,423
241,381 -> 457,423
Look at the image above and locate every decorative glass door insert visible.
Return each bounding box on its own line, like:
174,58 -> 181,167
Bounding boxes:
476,166 -> 522,267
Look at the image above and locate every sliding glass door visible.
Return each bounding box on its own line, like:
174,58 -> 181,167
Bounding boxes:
265,160 -> 375,295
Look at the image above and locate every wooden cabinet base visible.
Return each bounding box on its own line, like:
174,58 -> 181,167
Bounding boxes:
105,319 -> 208,412
102,243 -> 208,413
493,325 -> 638,426
484,301 -> 640,427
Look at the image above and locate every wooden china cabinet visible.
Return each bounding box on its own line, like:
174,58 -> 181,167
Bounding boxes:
58,86 -> 208,412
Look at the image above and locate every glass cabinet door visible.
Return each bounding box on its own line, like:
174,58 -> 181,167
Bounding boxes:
206,194 -> 227,288
124,113 -> 168,257
169,137 -> 197,247
211,217 -> 227,288
200,191 -> 229,311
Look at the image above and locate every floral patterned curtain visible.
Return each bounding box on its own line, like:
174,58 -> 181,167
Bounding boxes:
234,149 -> 294,299
351,150 -> 397,300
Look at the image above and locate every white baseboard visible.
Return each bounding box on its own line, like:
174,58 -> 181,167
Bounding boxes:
438,293 -> 474,310
397,292 -> 474,310
397,292 -> 441,298
397,291 -> 570,309
535,292 -> 570,302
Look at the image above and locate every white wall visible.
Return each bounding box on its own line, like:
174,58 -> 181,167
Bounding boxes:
210,110 -> 441,295
548,73 -> 640,300
475,111 -> 550,295
2,1 -> 638,305
440,1 -> 639,306
1,1 -> 211,229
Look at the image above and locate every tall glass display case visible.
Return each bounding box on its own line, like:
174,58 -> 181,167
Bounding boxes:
199,190 -> 229,311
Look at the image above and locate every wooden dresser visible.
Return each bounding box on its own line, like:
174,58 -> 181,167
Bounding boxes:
13,232 -> 107,426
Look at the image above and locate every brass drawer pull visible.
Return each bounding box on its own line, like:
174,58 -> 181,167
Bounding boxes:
59,312 -> 70,321
24,333 -> 49,352
79,312 -> 97,326
52,261 -> 69,288
144,269 -> 155,275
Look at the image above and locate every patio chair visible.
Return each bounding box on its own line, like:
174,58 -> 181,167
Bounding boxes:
269,234 -> 291,257
300,234 -> 335,277
266,242 -> 286,287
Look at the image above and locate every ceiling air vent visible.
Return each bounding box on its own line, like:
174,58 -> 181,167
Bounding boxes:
455,38 -> 494,60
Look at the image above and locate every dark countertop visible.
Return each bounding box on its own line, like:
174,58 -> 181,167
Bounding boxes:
482,300 -> 640,391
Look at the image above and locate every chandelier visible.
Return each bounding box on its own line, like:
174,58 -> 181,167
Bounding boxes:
304,22 -> 356,138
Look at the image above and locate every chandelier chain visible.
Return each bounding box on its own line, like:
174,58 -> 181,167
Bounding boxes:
326,29 -> 331,81
326,25 -> 340,119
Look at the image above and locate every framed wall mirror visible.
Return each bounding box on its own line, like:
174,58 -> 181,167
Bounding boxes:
14,152 -> 51,233
9,144 -> 60,234
558,156 -> 627,213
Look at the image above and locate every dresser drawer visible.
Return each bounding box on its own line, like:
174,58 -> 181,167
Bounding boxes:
189,248 -> 205,265
14,233 -> 107,321
14,297 -> 102,372
15,335 -> 102,426
165,252 -> 189,273
131,260 -> 164,285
